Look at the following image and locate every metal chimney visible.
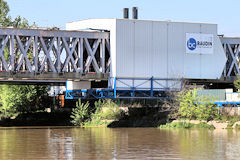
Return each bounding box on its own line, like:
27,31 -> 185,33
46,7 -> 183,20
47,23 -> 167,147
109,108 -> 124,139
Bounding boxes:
123,8 -> 129,19
132,7 -> 138,19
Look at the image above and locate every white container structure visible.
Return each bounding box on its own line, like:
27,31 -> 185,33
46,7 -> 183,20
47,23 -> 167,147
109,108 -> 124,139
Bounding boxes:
66,19 -> 226,91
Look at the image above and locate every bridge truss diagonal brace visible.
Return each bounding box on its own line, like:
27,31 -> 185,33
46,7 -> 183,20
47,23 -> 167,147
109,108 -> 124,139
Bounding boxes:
221,39 -> 240,77
226,44 -> 240,76
84,38 -> 101,73
39,37 -> 57,72
16,35 -> 34,72
62,37 -> 79,72
0,35 -> 10,71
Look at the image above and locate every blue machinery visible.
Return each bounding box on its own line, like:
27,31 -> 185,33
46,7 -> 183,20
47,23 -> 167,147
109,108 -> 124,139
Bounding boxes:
65,77 -> 182,99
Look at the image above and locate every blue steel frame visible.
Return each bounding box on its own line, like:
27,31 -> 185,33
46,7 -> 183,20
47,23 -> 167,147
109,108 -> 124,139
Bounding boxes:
213,92 -> 240,107
65,77 -> 182,99
214,101 -> 240,107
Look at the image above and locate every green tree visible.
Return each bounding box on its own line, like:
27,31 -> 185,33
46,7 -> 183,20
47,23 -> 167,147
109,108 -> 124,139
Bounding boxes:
0,85 -> 48,118
0,0 -> 47,119
0,0 -> 36,28
0,0 -> 11,27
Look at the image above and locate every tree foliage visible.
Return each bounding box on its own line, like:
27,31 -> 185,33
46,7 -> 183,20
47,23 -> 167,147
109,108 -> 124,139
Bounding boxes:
0,85 -> 48,118
0,0 -> 35,28
0,0 -> 46,119
0,0 -> 11,27
234,75 -> 240,90
177,89 -> 218,121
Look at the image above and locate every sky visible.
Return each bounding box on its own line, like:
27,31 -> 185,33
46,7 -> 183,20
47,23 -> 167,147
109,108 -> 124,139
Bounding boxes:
5,0 -> 240,36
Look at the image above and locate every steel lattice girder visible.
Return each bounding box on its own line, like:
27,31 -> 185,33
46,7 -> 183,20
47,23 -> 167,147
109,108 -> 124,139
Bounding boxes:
0,28 -> 110,76
220,37 -> 240,77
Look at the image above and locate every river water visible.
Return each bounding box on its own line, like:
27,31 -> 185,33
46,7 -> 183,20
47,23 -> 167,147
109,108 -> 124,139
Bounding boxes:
0,127 -> 240,160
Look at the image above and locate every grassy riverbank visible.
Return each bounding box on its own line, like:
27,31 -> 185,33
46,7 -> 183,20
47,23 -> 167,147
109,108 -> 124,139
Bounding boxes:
70,99 -> 170,128
159,122 -> 215,129
159,118 -> 240,130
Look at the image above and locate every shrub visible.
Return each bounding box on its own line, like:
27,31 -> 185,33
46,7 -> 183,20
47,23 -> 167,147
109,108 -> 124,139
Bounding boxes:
70,100 -> 90,126
92,99 -> 122,120
177,89 -> 218,121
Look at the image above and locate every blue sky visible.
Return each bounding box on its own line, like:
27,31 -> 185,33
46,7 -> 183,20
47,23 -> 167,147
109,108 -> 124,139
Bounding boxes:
6,0 -> 240,36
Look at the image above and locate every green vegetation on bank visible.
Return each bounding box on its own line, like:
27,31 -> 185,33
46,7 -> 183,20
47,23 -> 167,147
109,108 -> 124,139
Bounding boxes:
159,122 -> 215,129
177,89 -> 218,121
159,88 -> 240,129
70,99 -> 122,127
69,88 -> 240,128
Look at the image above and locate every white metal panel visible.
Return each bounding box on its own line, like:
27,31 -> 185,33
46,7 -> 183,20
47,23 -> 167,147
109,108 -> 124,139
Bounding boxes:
115,20 -> 135,77
152,21 -> 168,78
167,22 -> 185,79
134,21 -> 153,77
67,81 -> 91,90
183,23 -> 201,78
115,20 -> 168,79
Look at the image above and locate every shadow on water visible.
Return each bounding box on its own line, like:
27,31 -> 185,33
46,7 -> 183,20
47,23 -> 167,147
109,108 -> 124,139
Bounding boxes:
108,107 -> 171,128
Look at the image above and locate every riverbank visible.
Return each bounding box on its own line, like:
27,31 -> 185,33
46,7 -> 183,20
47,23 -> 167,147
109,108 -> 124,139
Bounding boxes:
0,106 -> 170,127
1,112 -> 240,130
160,120 -> 240,129
1,98 -> 240,129
0,111 -> 72,126
107,107 -> 169,127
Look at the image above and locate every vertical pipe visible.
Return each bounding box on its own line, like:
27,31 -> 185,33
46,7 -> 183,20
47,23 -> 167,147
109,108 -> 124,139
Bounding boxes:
151,77 -> 153,97
123,8 -> 129,19
132,7 -> 138,19
114,77 -> 117,98
65,80 -> 68,99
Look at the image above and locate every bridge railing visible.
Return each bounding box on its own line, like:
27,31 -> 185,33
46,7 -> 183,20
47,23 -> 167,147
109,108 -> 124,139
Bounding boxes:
0,28 -> 110,77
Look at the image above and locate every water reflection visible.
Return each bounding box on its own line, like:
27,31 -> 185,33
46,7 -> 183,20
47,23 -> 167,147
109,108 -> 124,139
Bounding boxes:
0,127 -> 239,159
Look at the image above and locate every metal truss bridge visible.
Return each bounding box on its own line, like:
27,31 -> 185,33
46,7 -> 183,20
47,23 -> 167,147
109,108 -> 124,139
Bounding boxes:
0,28 -> 110,83
220,37 -> 240,81
0,27 -> 240,99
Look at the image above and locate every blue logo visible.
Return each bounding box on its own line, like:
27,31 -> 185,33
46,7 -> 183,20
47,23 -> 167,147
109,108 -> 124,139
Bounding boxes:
187,38 -> 197,50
